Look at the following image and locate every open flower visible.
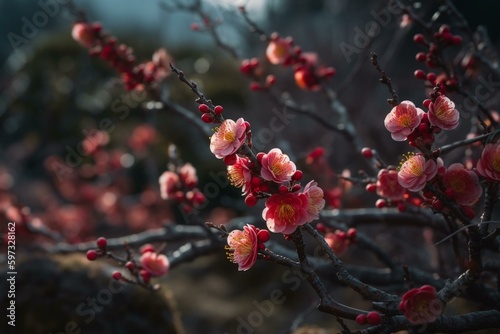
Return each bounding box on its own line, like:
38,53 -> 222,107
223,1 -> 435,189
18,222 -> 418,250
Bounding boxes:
376,169 -> 405,200
398,155 -> 439,192
399,285 -> 443,325
226,224 -> 259,271
266,37 -> 292,65
302,181 -> 325,222
227,156 -> 252,195
428,96 -> 460,130
140,252 -> 170,277
210,118 -> 247,159
262,192 -> 309,234
260,148 -> 296,183
476,143 -> 500,181
442,163 -> 482,205
384,101 -> 424,141
159,171 -> 180,200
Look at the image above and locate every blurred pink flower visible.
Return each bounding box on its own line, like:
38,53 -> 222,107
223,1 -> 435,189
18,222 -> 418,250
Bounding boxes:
325,231 -> 349,256
159,171 -> 180,200
140,252 -> 169,277
428,96 -> 460,130
210,118 -> 247,159
376,169 -> 405,200
179,163 -> 198,188
476,143 -> 500,181
398,155 -> 440,192
262,192 -> 309,234
399,285 -> 443,325
384,101 -> 424,141
227,156 -> 252,195
226,224 -> 259,271
72,23 -> 95,48
260,148 -> 296,183
266,37 -> 292,65
128,124 -> 157,151
151,48 -> 172,82
442,163 -> 482,205
302,181 -> 325,222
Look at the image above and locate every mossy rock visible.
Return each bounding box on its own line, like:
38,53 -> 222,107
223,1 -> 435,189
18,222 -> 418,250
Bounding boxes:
0,254 -> 182,334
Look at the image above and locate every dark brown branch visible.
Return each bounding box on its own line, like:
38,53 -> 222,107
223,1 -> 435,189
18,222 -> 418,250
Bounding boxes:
304,224 -> 399,302
370,52 -> 399,107
158,0 -> 239,59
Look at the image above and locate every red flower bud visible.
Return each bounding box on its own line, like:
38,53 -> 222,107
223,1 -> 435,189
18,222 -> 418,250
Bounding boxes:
112,271 -> 122,280
86,250 -> 98,261
198,104 -> 209,113
96,237 -> 107,249
214,105 -> 224,114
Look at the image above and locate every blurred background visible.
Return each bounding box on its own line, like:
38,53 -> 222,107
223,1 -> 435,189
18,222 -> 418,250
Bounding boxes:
1,0 -> 499,333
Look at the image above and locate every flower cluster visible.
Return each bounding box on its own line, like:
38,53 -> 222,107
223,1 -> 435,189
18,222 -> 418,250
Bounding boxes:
207,111 -> 325,235
240,32 -> 335,91
324,228 -> 357,256
159,162 -> 205,212
72,22 -> 171,91
87,238 -> 168,286
384,96 -> 459,149
413,24 -> 462,93
399,285 -> 443,325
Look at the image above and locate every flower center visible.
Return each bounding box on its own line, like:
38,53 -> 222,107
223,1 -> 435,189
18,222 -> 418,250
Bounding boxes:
224,131 -> 236,142
278,203 -> 295,222
405,158 -> 424,176
271,163 -> 283,176
233,234 -> 252,256
228,167 -> 244,188
492,154 -> 500,172
450,178 -> 466,194
398,114 -> 413,127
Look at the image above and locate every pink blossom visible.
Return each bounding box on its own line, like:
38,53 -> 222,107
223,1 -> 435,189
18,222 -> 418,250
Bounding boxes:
260,148 -> 296,183
266,38 -> 292,65
140,252 -> 170,277
302,181 -> 325,222
376,169 -> 405,201
179,163 -> 198,188
262,192 -> 309,234
442,163 -> 482,205
72,23 -> 95,48
227,156 -> 252,195
226,224 -> 259,271
428,96 -> 460,130
159,171 -> 180,200
399,285 -> 443,325
210,118 -> 247,159
384,101 -> 424,141
398,155 -> 439,192
151,48 -> 172,82
476,143 -> 500,181
325,231 -> 350,256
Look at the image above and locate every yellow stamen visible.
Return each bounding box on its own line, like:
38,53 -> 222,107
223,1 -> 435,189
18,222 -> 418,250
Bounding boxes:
224,131 -> 236,142
398,114 -> 413,127
492,155 -> 500,172
271,163 -> 282,176
278,203 -> 295,223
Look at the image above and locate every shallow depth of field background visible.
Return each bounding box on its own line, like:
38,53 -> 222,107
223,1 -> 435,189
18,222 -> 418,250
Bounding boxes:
1,1 -> 500,333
